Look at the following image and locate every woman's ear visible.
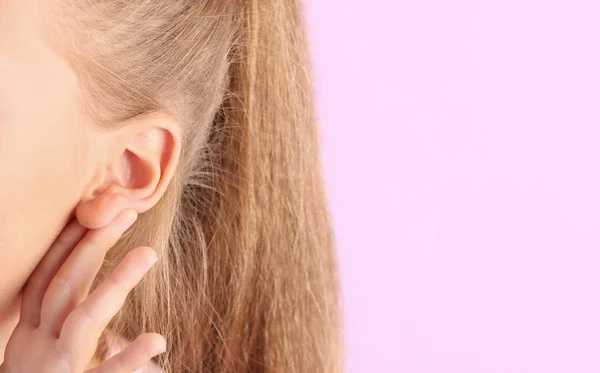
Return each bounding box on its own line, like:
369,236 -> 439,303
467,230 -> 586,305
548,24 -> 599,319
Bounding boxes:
75,112 -> 182,229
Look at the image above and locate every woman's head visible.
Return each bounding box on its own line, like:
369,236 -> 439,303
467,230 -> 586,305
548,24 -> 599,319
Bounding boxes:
0,0 -> 182,314
1,0 -> 341,372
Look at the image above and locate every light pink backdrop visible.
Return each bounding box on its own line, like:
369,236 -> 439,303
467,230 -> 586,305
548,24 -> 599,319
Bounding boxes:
306,1 -> 600,372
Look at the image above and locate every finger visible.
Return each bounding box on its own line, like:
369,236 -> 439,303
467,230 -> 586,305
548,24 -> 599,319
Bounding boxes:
20,217 -> 89,326
85,333 -> 166,373
40,209 -> 138,336
60,246 -> 157,353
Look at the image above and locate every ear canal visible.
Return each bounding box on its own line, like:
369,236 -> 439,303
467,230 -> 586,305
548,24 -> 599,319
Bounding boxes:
119,148 -> 159,192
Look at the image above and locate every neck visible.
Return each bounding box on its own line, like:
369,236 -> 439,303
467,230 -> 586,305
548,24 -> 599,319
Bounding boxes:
0,293 -> 21,365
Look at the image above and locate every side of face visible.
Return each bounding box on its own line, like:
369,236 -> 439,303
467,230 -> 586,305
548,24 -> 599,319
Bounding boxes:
0,0 -> 182,309
0,0 -> 89,307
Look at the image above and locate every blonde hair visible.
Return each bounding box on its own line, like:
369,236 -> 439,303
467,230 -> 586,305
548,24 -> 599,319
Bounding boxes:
48,0 -> 341,372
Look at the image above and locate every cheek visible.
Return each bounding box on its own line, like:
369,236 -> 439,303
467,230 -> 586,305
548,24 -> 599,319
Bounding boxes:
0,91 -> 84,308
0,47 -> 85,308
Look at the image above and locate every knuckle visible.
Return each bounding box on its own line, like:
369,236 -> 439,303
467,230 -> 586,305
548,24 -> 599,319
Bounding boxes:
49,273 -> 74,295
106,272 -> 126,290
69,306 -> 95,329
50,272 -> 89,301
52,272 -> 71,287
54,347 -> 75,372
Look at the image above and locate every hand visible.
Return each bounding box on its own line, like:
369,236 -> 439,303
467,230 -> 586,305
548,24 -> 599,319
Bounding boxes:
0,210 -> 166,373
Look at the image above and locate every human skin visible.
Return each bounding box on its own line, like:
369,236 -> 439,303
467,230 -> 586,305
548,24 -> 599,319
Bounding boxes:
0,0 -> 181,368
0,210 -> 165,372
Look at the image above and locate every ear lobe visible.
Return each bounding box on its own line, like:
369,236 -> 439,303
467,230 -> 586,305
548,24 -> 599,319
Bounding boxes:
76,112 -> 181,229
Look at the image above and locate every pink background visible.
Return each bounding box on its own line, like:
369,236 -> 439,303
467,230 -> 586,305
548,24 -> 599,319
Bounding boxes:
306,1 -> 600,372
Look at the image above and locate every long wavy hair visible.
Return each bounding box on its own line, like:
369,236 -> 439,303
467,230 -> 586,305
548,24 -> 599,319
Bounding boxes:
48,0 -> 341,372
